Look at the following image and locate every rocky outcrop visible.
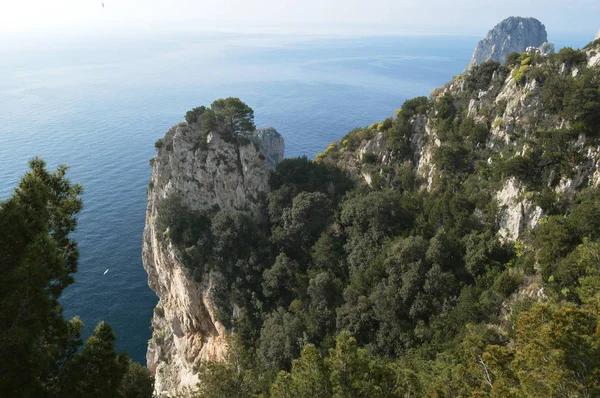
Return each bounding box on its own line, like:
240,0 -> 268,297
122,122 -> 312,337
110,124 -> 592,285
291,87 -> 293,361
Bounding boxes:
539,42 -> 555,55
496,178 -> 543,242
468,17 -> 552,68
250,127 -> 285,169
358,132 -> 386,161
143,123 -> 283,396
588,33 -> 600,68
318,24 -> 600,244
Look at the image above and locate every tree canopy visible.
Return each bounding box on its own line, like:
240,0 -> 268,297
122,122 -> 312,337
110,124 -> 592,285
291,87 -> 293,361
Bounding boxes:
185,97 -> 256,139
0,159 -> 152,397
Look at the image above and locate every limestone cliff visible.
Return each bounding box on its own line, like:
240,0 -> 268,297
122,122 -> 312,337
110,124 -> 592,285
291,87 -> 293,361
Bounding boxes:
468,17 -> 553,68
250,127 -> 285,170
319,36 -> 600,244
143,123 -> 284,396
143,24 -> 600,396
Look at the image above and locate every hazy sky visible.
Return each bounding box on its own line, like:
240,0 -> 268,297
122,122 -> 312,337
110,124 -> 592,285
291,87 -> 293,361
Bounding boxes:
2,0 -> 599,38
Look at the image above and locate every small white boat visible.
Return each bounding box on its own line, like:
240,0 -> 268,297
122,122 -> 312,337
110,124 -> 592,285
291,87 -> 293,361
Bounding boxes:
103,269 -> 109,275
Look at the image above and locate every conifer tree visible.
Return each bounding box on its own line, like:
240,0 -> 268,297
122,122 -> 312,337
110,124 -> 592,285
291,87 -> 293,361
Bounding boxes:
0,159 -> 153,397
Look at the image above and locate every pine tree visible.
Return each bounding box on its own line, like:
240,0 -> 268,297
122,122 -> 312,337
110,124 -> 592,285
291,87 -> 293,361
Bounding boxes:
0,158 -> 83,396
0,159 -> 153,397
59,322 -> 128,397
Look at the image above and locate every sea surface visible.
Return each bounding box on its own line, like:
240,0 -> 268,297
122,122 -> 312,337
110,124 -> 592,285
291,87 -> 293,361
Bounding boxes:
0,31 -> 590,363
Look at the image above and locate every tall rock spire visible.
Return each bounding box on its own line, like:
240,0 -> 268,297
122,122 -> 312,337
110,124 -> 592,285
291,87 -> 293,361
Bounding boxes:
468,17 -> 554,69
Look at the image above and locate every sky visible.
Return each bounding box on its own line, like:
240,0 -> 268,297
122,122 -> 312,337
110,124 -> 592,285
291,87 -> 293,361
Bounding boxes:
1,0 -> 599,39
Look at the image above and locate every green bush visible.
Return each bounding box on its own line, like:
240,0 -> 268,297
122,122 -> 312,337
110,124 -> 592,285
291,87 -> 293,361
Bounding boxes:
185,98 -> 256,139
361,153 -> 378,164
433,94 -> 455,120
511,65 -> 530,85
505,52 -> 522,67
381,117 -> 393,130
153,306 -> 164,318
385,96 -> 429,157
528,65 -> 549,82
557,47 -> 587,66
493,270 -> 523,297
466,61 -> 506,92
185,105 -> 209,124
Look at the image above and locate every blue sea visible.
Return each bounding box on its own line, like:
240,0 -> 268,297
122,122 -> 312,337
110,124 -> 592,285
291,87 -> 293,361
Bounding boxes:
0,31 -> 589,363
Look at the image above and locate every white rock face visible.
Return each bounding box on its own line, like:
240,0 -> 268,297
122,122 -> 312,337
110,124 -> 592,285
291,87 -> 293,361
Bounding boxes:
250,127 -> 285,169
538,42 -> 555,55
496,178 -> 542,242
143,123 -> 283,396
587,37 -> 600,67
358,132 -> 386,161
412,46 -> 600,241
468,17 -> 551,68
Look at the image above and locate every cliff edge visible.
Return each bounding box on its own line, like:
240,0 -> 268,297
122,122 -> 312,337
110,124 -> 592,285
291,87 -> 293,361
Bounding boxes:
141,24 -> 600,397
143,121 -> 283,396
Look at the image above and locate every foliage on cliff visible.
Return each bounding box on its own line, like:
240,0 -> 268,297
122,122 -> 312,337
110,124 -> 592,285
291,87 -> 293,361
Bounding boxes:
0,159 -> 153,397
185,97 -> 256,143
157,40 -> 600,397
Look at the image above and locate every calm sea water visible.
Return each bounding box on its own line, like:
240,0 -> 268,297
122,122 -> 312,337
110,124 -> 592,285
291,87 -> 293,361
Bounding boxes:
0,31 -> 588,363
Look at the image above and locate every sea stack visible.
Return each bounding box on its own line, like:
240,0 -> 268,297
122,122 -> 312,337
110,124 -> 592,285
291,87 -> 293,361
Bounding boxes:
468,17 -> 554,68
142,120 -> 284,396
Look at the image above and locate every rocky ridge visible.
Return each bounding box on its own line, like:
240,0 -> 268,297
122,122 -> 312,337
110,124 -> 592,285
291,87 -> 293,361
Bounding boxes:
143,22 -> 600,398
321,36 -> 600,244
468,17 -> 554,68
143,123 -> 284,396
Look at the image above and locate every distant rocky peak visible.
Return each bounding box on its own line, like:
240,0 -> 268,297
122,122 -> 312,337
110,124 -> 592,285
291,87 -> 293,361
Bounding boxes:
596,29 -> 600,41
468,17 -> 553,69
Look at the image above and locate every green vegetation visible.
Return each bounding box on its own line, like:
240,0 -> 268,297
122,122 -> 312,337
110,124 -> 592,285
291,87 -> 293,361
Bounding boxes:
0,159 -> 153,397
511,64 -> 530,85
163,43 -> 600,397
386,96 -> 429,157
557,47 -> 588,66
178,131 -> 600,395
185,97 -> 256,143
504,51 -> 522,67
465,61 -> 508,92
541,66 -> 600,135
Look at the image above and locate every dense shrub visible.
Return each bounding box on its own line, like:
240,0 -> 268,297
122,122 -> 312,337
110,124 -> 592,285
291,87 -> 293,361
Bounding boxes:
184,97 -> 256,140
465,60 -> 506,92
361,153 -> 378,164
185,105 -> 209,124
511,64 -> 530,85
557,47 -> 588,66
504,51 -> 522,67
386,97 -> 429,156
